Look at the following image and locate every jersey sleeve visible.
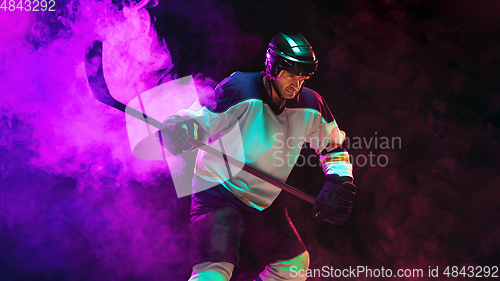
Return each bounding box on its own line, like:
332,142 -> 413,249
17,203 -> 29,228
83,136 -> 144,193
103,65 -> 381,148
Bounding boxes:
305,95 -> 353,179
172,73 -> 244,144
318,120 -> 353,179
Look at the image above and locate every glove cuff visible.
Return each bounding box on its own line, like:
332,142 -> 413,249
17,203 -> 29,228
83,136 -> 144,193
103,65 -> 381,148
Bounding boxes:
325,174 -> 353,184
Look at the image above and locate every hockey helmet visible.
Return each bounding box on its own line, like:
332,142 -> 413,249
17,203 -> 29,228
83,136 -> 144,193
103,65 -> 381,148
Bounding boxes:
265,33 -> 318,78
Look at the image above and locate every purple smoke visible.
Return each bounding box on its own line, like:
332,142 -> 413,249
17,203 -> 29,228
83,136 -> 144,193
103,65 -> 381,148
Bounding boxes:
1,0 -> 192,280
1,0 -> 500,280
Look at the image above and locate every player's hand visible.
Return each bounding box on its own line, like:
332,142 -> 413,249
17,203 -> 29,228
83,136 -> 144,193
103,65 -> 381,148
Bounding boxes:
156,115 -> 198,156
313,174 -> 356,225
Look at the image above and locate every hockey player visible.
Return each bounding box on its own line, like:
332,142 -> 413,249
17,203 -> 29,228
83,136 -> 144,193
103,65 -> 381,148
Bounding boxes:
159,33 -> 356,281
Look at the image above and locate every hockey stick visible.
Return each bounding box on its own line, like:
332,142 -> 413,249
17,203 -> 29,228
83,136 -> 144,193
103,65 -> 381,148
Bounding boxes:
85,40 -> 319,205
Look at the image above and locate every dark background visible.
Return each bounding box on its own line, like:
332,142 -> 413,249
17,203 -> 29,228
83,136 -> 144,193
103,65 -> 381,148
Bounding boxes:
1,0 -> 499,280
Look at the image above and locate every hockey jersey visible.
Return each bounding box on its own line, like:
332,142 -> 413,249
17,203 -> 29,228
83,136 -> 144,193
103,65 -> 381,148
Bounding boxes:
177,72 -> 352,211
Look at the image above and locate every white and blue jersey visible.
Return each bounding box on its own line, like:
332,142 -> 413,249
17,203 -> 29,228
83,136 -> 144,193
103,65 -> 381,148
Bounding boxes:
178,72 -> 353,211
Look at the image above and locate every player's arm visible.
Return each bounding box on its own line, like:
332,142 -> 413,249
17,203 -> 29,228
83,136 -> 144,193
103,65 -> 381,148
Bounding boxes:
155,75 -> 240,156
307,116 -> 356,225
313,134 -> 356,225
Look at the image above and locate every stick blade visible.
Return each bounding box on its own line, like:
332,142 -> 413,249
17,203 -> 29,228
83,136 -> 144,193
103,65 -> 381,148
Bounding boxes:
85,40 -> 117,107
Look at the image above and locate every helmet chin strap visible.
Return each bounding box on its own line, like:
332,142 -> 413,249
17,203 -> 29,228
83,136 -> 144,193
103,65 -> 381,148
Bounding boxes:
266,74 -> 286,109
270,78 -> 286,100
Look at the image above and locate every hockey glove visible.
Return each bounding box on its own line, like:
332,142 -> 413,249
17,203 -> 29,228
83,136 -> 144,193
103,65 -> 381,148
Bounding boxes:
156,115 -> 199,156
313,174 -> 356,226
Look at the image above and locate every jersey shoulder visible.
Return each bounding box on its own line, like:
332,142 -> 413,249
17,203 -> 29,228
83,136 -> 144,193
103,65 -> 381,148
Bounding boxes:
288,87 -> 334,123
205,72 -> 264,113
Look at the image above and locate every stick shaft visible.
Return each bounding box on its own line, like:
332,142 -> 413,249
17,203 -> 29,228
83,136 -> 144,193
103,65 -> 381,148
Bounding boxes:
115,100 -> 317,204
85,40 -> 317,205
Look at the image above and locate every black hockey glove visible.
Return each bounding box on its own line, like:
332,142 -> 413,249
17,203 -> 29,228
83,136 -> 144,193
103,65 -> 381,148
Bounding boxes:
313,174 -> 356,226
156,115 -> 198,156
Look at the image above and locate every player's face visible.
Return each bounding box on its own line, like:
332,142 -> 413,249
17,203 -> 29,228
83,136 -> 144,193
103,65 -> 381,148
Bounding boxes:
274,70 -> 308,99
